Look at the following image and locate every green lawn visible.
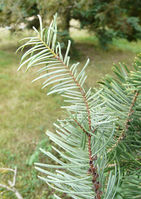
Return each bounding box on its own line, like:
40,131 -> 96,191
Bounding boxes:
0,28 -> 141,198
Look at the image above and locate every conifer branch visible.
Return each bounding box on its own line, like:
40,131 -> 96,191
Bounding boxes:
73,118 -> 89,135
108,90 -> 139,153
37,30 -> 102,199
73,118 -> 101,198
18,15 -> 124,199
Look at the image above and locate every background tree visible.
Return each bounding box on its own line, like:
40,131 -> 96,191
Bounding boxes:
0,0 -> 141,46
0,0 -> 87,32
73,0 -> 141,47
0,0 -> 39,31
0,0 -> 86,54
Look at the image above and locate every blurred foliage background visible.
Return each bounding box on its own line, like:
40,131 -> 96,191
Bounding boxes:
0,0 -> 141,198
1,0 -> 141,48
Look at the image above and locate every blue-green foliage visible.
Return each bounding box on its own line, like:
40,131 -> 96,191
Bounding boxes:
18,15 -> 141,199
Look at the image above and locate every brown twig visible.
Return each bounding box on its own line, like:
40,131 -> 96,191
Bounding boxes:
0,167 -> 23,199
57,48 -> 101,199
108,91 -> 139,153
39,37 -> 102,198
73,118 -> 88,136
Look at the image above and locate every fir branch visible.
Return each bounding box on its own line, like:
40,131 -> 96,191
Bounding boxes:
124,91 -> 139,132
73,118 -> 101,198
36,17 -> 101,198
73,118 -> 89,136
18,15 -> 118,199
108,90 -> 139,153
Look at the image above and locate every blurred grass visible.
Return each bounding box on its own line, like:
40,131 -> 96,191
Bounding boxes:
0,28 -> 141,198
